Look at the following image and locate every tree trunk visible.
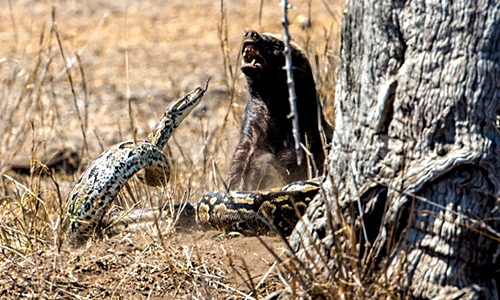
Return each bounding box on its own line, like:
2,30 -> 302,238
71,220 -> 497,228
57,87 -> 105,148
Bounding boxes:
290,0 -> 500,298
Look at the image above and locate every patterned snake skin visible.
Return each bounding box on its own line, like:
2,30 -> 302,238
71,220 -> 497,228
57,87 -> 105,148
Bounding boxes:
105,178 -> 321,239
65,81 -> 209,247
196,178 -> 321,236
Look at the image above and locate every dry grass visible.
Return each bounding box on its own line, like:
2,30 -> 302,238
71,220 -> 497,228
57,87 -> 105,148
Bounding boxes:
0,0 -> 342,298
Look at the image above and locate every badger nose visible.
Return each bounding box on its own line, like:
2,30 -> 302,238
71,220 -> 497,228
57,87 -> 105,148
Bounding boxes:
243,30 -> 260,40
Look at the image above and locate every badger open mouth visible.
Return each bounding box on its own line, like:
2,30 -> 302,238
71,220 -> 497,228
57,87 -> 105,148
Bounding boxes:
241,42 -> 266,69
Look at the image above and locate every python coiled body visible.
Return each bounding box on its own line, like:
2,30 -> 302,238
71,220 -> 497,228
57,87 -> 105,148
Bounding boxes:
196,178 -> 320,236
104,178 -> 321,240
65,81 -> 209,247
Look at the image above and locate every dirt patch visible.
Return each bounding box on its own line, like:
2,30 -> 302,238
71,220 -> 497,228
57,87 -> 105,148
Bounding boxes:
1,228 -> 285,298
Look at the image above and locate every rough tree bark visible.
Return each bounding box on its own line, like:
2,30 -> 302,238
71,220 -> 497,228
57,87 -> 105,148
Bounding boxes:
290,0 -> 500,298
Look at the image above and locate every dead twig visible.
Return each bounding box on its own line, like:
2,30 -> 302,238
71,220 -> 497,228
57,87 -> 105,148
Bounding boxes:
281,0 -> 304,166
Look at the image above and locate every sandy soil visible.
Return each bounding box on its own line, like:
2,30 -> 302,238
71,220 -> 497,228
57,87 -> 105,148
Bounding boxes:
0,0 -> 342,298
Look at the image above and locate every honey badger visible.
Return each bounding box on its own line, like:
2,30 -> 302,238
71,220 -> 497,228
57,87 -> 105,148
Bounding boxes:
228,30 -> 331,190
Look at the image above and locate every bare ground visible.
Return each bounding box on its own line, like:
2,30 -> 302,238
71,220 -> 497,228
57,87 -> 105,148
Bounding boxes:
0,0 -> 341,298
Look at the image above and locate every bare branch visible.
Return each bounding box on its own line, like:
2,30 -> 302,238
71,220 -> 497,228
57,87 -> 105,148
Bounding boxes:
281,0 -> 304,166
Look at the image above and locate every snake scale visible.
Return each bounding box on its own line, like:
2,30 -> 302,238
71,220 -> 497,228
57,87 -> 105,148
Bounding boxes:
65,30 -> 325,247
